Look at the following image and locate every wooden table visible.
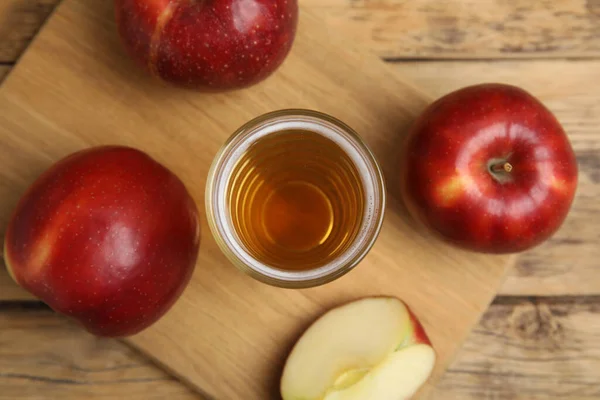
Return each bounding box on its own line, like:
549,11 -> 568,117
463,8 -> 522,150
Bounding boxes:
0,1 -> 599,399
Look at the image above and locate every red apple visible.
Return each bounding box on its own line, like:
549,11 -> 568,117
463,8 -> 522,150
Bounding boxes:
3,146 -> 200,337
114,0 -> 298,91
400,83 -> 578,254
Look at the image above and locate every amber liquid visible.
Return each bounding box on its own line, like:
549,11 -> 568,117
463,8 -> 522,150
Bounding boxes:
227,130 -> 365,271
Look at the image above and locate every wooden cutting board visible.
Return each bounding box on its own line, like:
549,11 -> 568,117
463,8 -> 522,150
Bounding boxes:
0,0 -> 515,398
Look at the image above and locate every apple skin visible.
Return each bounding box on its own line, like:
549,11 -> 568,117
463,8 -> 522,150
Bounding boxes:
406,305 -> 431,347
114,0 -> 298,91
3,146 -> 200,337
400,83 -> 578,254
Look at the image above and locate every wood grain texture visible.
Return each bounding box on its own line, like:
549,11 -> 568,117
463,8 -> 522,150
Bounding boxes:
2,299 -> 598,400
0,65 -> 10,83
433,296 -> 600,399
2,0 -> 600,63
0,0 -> 513,399
395,60 -> 600,296
0,0 -> 57,63
0,265 -> 35,300
0,304 -> 199,400
302,0 -> 600,59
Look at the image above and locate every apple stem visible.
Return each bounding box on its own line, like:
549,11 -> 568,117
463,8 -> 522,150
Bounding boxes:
490,162 -> 512,173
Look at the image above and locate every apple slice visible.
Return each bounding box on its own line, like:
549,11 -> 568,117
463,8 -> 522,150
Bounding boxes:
323,345 -> 436,400
280,297 -> 435,400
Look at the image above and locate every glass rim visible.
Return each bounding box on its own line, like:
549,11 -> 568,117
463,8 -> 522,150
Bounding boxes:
205,109 -> 386,288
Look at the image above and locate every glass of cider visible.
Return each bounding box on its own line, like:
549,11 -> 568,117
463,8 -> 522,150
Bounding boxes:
206,109 -> 385,288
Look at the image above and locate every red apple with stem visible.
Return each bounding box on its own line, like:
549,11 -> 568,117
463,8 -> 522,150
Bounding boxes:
400,83 -> 578,254
114,0 -> 299,91
3,146 -> 200,337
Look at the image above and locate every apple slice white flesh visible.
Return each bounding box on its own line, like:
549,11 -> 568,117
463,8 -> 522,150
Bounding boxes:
280,297 -> 435,400
323,344 -> 435,400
